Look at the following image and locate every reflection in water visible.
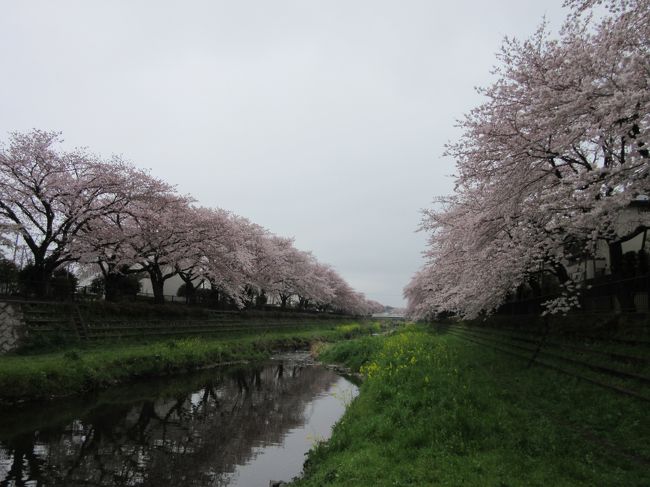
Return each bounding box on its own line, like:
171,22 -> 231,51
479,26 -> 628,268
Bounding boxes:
0,356 -> 357,486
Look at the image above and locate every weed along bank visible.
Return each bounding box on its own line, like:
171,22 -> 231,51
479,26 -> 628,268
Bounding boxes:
0,300 -> 383,402
291,325 -> 649,486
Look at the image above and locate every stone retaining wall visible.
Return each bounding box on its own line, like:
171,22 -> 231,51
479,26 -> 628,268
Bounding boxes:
0,302 -> 24,354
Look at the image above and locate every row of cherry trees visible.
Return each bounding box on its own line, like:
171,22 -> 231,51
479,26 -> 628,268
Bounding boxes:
0,130 -> 383,314
406,0 -> 649,319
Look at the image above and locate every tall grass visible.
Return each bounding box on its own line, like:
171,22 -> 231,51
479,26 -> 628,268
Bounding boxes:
0,322 -> 380,403
295,326 -> 649,486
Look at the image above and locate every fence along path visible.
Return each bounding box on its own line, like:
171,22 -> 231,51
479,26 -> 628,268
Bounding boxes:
441,323 -> 650,403
440,323 -> 650,468
498,273 -> 650,315
14,300 -> 351,343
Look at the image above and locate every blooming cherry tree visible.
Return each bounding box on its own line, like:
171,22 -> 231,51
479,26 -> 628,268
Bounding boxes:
407,0 -> 650,319
0,130 -> 149,295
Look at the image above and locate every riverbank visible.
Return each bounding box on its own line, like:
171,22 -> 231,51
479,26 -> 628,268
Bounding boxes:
0,350 -> 358,486
0,321 -> 380,404
294,325 -> 649,486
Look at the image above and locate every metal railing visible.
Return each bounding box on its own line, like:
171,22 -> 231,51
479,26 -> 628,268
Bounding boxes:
498,274 -> 650,315
0,279 -> 245,307
0,279 -> 350,318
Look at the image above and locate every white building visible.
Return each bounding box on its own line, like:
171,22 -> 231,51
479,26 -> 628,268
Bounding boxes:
566,200 -> 649,282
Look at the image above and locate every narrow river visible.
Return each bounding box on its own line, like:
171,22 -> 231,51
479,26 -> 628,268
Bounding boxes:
0,352 -> 358,486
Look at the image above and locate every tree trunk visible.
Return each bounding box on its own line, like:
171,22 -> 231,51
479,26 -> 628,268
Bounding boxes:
609,240 -> 636,312
179,275 -> 196,305
33,265 -> 50,298
22,254 -> 53,298
104,273 -> 120,302
149,272 -> 166,304
256,290 -> 267,308
551,262 -> 570,284
527,275 -> 542,297
185,281 -> 196,305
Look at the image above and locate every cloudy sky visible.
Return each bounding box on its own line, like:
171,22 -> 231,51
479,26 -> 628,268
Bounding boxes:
0,1 -> 568,306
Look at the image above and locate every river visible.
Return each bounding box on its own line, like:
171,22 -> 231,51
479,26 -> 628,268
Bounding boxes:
0,352 -> 358,486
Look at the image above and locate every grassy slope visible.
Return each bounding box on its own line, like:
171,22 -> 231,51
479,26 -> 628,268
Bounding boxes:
294,325 -> 649,486
0,322 -> 379,403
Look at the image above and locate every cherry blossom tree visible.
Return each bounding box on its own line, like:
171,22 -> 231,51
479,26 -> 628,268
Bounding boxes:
315,266 -> 368,315
0,131 -> 378,312
407,0 -> 650,319
73,175 -> 195,304
175,207 -> 254,305
262,245 -> 324,309
119,194 -> 196,304
0,130 -> 150,296
72,169 -> 179,301
254,235 -> 297,308
295,261 -> 336,310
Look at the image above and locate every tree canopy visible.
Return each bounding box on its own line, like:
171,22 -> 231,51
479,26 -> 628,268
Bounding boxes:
0,130 -> 382,314
405,0 -> 650,319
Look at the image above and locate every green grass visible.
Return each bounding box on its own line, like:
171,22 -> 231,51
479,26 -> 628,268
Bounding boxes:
293,325 -> 649,486
318,334 -> 385,372
0,321 -> 380,403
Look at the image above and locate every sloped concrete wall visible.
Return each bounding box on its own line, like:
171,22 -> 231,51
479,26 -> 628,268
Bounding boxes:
0,302 -> 24,354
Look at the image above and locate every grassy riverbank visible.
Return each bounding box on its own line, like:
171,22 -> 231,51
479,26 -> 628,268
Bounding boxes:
0,322 -> 380,404
294,325 -> 649,486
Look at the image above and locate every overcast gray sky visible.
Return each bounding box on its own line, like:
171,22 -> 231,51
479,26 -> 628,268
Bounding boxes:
0,1 -> 568,306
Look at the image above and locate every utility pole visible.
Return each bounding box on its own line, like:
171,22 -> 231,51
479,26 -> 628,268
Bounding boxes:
11,233 -> 19,264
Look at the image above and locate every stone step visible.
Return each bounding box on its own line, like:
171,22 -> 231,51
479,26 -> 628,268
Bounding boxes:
0,302 -> 23,354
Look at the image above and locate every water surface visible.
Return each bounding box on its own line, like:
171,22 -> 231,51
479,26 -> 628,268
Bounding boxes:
0,352 -> 357,486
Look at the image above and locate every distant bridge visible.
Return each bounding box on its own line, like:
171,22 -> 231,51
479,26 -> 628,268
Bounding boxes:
372,313 -> 406,321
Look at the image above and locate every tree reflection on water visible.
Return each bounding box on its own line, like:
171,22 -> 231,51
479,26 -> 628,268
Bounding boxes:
0,360 -> 351,486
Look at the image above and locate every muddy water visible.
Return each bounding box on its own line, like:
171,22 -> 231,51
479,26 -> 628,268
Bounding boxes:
0,352 -> 358,486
